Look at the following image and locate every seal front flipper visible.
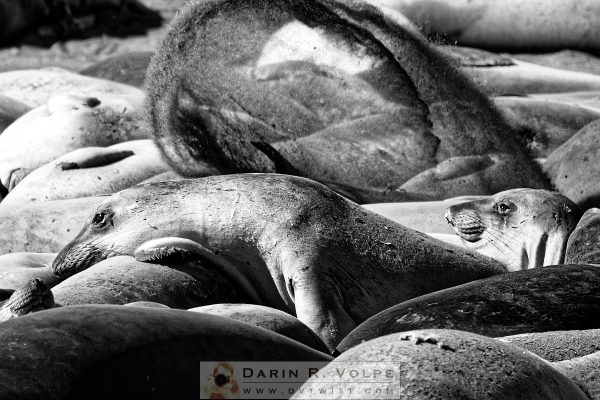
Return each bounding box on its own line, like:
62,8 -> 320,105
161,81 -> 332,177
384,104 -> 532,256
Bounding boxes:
134,237 -> 263,305
56,147 -> 134,170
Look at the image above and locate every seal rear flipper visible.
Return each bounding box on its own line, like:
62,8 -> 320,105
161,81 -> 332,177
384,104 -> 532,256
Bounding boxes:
134,237 -> 263,305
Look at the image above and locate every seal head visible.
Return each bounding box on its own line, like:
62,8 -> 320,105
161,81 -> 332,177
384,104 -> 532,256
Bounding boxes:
445,189 -> 581,270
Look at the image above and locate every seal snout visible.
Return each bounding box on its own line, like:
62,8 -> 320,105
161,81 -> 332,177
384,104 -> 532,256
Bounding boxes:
445,205 -> 485,242
52,241 -> 105,280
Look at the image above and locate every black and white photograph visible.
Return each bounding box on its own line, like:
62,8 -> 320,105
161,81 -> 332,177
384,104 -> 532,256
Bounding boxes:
0,0 -> 599,398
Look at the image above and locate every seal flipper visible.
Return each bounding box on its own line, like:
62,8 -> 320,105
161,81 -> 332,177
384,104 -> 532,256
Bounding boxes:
57,148 -> 134,170
134,237 -> 263,305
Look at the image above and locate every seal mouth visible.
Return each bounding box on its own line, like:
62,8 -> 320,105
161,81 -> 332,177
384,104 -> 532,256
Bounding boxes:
452,225 -> 485,242
52,242 -> 107,279
446,209 -> 485,243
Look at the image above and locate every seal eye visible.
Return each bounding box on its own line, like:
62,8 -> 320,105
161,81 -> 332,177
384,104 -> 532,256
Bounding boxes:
495,202 -> 514,215
91,212 -> 112,227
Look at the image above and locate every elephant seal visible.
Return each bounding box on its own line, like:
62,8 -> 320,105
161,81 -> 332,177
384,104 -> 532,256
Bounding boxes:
79,51 -> 154,87
500,329 -> 600,362
52,255 -> 241,309
398,153 -> 549,199
0,196 -> 104,254
464,61 -> 600,96
294,329 -> 588,400
190,303 -> 329,353
146,0 -> 547,199
565,208 -> 600,265
0,279 -> 54,322
1,140 -> 171,206
0,95 -> 30,134
493,96 -> 600,158
0,93 -> 148,195
554,352 -> 600,400
0,252 -> 58,289
0,305 -> 332,399
52,174 -> 505,350
513,50 -> 600,76
544,120 -> 600,209
531,91 -> 600,111
369,0 -> 600,52
445,189 -> 581,270
0,68 -> 143,107
337,264 -> 600,353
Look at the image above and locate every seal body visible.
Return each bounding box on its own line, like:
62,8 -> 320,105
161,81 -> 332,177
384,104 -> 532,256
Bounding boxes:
190,303 -> 329,353
79,51 -> 154,87
500,329 -> 600,362
295,329 -> 588,400
0,93 -> 149,195
370,0 -> 600,52
0,252 -> 58,290
337,264 -> 600,353
445,189 -> 581,270
1,140 -> 170,206
544,120 -> 600,209
52,256 -> 241,309
145,0 -> 546,199
565,208 -> 600,265
554,352 -> 600,400
0,305 -> 332,399
53,174 -> 505,349
0,68 -> 143,108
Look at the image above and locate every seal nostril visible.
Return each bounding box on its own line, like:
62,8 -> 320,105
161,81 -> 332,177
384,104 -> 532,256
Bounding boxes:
444,209 -> 454,225
85,97 -> 101,108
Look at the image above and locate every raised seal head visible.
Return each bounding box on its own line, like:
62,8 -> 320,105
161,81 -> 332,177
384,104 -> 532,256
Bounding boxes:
445,189 -> 581,270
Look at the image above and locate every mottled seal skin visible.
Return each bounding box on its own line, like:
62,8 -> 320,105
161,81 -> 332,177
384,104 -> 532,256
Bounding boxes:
0,279 -> 55,322
399,153 -> 545,199
52,256 -> 241,309
0,196 -> 104,254
371,0 -> 600,52
0,305 -> 332,400
190,303 -> 329,353
494,96 -> 600,158
295,329 -> 588,400
145,0 -> 547,200
500,329 -> 600,362
0,93 -> 149,195
565,208 -> 600,265
545,120 -> 600,209
1,140 -> 170,206
79,51 -> 154,87
554,351 -> 600,400
52,174 -> 505,350
462,60 -> 600,96
337,264 -> 600,353
446,189 -> 581,270
0,252 -> 58,290
0,68 -> 143,108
